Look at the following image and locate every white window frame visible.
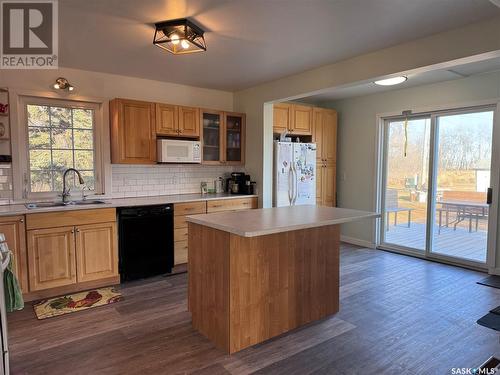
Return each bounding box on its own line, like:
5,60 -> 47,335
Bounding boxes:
374,100 -> 500,271
17,95 -> 106,200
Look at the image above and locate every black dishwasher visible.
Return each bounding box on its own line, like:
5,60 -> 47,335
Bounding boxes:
118,204 -> 174,282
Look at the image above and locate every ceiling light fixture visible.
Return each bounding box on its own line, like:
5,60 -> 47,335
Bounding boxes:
153,18 -> 206,55
52,77 -> 75,91
374,76 -> 408,86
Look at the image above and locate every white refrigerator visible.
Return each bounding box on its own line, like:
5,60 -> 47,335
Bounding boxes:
273,141 -> 316,206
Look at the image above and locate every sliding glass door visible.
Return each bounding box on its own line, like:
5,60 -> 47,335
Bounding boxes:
382,117 -> 431,251
380,107 -> 496,267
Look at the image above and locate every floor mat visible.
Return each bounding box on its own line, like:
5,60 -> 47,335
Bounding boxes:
477,275 -> 500,289
478,312 -> 500,331
33,287 -> 123,320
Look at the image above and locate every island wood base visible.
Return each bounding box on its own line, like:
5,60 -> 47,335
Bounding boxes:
188,222 -> 340,354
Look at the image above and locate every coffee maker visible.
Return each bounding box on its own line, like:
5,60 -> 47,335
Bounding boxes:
225,172 -> 255,195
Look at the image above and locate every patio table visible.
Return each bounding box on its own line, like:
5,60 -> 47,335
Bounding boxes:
437,200 -> 489,234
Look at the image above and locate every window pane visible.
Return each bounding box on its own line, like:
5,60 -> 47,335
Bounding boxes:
27,105 -> 49,127
73,109 -> 93,129
73,129 -> 93,149
52,150 -> 73,171
30,170 -> 52,192
81,171 -> 95,190
29,150 -> 51,170
50,107 -> 72,128
28,127 -> 51,149
74,150 -> 94,170
51,128 -> 73,149
53,171 -> 64,192
26,104 -> 96,194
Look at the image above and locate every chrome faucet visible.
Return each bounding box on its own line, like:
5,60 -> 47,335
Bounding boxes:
62,168 -> 85,204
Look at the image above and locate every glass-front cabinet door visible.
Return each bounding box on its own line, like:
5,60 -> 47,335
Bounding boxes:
224,112 -> 245,165
202,110 -> 223,164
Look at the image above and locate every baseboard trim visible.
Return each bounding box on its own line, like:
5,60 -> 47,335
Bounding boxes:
340,235 -> 376,249
488,268 -> 500,275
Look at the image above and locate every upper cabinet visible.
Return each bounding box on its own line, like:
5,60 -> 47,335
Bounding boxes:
110,98 -> 156,164
201,110 -> 245,165
273,103 -> 292,134
291,104 -> 313,135
155,103 -> 178,136
273,103 -> 313,135
224,112 -> 245,165
156,104 -> 200,138
178,106 -> 200,138
110,98 -> 243,165
201,110 -> 223,164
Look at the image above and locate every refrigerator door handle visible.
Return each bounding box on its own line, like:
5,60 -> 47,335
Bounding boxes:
288,164 -> 293,205
292,162 -> 298,205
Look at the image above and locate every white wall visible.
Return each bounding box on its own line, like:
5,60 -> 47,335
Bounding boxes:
0,67 -> 236,199
326,71 -> 500,245
234,16 -> 500,208
0,67 -> 233,110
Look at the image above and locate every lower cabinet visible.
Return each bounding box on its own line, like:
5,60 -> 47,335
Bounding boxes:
0,216 -> 28,293
27,226 -> 77,291
75,222 -> 118,283
26,208 -> 118,296
173,197 -> 258,265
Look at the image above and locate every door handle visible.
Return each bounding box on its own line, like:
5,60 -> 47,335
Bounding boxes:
288,164 -> 293,204
487,187 -> 493,205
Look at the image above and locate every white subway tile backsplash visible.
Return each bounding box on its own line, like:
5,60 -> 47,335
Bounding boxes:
111,164 -> 244,198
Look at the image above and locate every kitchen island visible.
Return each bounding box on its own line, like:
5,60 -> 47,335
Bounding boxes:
187,205 -> 378,353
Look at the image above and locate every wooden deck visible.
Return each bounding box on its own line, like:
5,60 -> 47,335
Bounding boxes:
385,222 -> 487,263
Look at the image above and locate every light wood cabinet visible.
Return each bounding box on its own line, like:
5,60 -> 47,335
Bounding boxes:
173,197 -> 257,265
173,202 -> 207,266
156,104 -> 200,138
27,226 -> 76,292
111,98 -> 242,165
292,104 -> 313,135
178,106 -> 200,138
273,103 -> 292,134
313,108 -> 337,207
202,110 -> 245,165
273,103 -> 313,135
110,98 -> 156,164
75,222 -> 118,283
0,216 -> 28,293
206,197 -> 258,213
155,103 -> 178,136
26,209 -> 118,295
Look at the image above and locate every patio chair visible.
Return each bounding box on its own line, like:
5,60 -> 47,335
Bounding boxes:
385,189 -> 413,231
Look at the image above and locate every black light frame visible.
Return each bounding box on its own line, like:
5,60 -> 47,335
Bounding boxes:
153,18 -> 207,55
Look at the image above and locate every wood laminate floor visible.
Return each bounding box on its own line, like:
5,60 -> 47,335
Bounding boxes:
8,244 -> 500,375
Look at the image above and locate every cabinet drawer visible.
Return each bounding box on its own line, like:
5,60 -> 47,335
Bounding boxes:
174,215 -> 188,228
26,208 -> 116,230
207,197 -> 258,213
174,227 -> 188,242
174,240 -> 188,265
174,202 -> 206,216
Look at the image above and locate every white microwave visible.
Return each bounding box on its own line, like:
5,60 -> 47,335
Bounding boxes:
157,139 -> 201,163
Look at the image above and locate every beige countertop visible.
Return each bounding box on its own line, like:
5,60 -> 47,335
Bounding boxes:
186,205 -> 379,237
0,193 -> 258,216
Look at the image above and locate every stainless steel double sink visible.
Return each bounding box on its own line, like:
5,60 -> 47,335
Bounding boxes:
25,200 -> 107,209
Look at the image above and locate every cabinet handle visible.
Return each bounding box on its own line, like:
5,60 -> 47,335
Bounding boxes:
71,229 -> 75,234
19,218 -> 24,223
76,228 -> 80,233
